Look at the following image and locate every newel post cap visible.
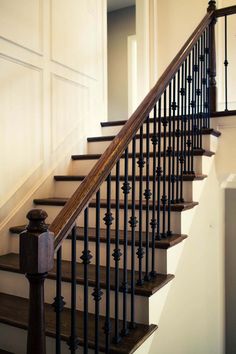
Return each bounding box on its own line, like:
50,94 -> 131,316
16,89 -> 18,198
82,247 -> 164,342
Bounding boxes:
20,209 -> 54,274
207,0 -> 216,12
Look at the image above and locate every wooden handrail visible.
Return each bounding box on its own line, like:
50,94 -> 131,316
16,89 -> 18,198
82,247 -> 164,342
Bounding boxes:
215,5 -> 236,18
51,10 -> 214,251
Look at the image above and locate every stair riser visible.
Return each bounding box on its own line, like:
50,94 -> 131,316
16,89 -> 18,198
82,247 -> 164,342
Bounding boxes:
71,155 -> 207,175
0,270 -> 162,325
54,179 -> 193,202
101,121 -> 210,136
9,235 -> 168,274
32,204 -> 183,234
0,325 -> 94,354
87,135 -> 217,154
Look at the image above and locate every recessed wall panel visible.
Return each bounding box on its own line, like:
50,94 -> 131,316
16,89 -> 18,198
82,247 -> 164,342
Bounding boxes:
51,74 -> 89,151
0,56 -> 42,205
51,0 -> 98,79
0,0 -> 42,53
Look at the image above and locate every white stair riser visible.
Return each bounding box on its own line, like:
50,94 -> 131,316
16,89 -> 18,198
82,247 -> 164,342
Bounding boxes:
0,322 -> 98,354
31,204 -> 183,234
0,270 -> 162,325
71,155 -> 207,175
10,235 -> 186,276
10,235 -> 167,274
54,179 -> 193,202
87,135 -> 217,154
101,121 -> 196,136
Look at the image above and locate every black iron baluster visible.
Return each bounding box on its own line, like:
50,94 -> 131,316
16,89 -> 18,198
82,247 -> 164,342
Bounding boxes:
180,63 -> 185,202
144,116 -> 151,281
203,29 -> 208,129
188,52 -> 193,174
129,138 -> 137,328
206,25 -> 211,128
167,83 -> 172,236
192,44 -> 197,173
53,247 -> 65,354
150,106 -> 157,276
156,99 -> 162,241
137,126 -> 145,285
224,15 -> 229,111
161,90 -> 168,238
112,162 -> 121,343
92,190 -> 103,353
171,76 -> 177,203
196,40 -> 201,150
199,33 -> 205,147
81,208 -> 92,354
67,225 -> 79,354
176,69 -> 181,203
184,58 -> 188,175
121,149 -> 130,336
103,174 -> 113,352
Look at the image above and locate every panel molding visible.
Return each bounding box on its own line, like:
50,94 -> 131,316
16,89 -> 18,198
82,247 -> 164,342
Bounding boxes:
0,52 -> 43,72
50,59 -> 97,81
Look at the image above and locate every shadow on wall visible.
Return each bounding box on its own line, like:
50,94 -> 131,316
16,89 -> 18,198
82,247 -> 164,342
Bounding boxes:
150,154 -> 225,354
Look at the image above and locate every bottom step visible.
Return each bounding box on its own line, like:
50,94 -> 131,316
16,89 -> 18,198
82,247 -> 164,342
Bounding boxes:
0,293 -> 157,354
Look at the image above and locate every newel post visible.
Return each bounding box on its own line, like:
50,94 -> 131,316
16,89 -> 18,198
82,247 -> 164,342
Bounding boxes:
207,0 -> 217,113
20,209 -> 54,354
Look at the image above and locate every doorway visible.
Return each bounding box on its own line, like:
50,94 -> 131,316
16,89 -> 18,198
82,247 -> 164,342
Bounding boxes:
107,0 -> 137,121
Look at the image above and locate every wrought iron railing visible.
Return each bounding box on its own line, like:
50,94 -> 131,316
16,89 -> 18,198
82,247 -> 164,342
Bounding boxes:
214,5 -> 236,112
19,2 -> 236,354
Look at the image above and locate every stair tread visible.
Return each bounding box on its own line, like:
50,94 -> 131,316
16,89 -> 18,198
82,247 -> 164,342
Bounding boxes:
72,148 -> 214,160
10,225 -> 187,250
0,292 -> 157,353
54,173 -> 207,182
0,253 -> 174,297
33,197 -> 198,211
88,128 -> 221,142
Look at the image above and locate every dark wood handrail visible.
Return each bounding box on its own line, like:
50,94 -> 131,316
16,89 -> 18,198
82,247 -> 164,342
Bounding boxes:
215,5 -> 236,18
51,10 -> 213,252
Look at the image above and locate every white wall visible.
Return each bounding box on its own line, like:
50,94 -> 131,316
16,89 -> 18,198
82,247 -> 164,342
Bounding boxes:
225,189 -> 236,354
156,0 -> 212,77
108,6 -> 136,121
0,0 -> 107,252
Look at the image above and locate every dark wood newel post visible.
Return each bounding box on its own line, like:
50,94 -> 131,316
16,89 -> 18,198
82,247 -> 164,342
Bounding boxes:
207,0 -> 217,113
20,209 -> 54,354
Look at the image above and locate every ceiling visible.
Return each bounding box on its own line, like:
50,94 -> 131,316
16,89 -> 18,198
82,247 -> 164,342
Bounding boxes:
107,0 -> 135,12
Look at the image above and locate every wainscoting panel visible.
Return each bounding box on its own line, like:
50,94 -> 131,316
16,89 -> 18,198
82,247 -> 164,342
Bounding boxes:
0,55 -> 43,206
0,0 -> 43,54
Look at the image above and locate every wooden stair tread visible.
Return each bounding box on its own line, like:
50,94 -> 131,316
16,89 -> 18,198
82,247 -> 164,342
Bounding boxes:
211,110 -> 236,117
54,173 -> 207,182
0,254 -> 174,297
87,128 -> 221,142
33,197 -> 198,211
72,148 -> 214,160
0,292 -> 157,354
9,225 -> 187,250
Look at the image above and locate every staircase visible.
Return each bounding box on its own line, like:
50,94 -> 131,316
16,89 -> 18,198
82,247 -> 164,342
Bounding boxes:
0,122 -> 220,354
0,2 -> 235,354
